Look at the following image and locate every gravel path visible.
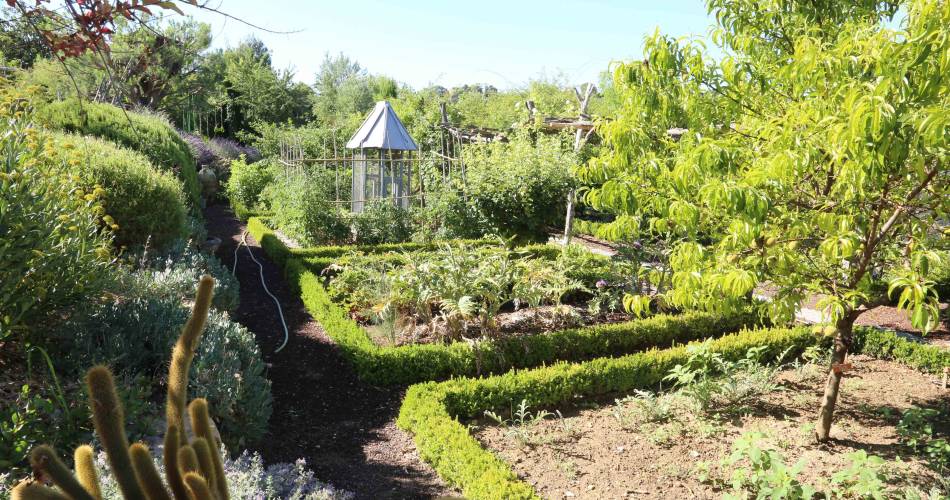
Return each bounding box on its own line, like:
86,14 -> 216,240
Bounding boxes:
204,204 -> 452,500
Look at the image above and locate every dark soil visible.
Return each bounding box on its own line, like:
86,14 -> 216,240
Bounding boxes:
203,204 -> 452,499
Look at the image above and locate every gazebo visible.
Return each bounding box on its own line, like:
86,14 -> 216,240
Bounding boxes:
346,101 -> 419,213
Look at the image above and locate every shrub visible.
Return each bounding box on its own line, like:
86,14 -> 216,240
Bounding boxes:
179,130 -> 217,167
351,201 -> 414,245
458,131 -> 575,243
209,136 -> 261,165
52,296 -> 271,449
264,170 -> 350,246
125,241 -> 240,313
851,326 -> 950,374
86,449 -> 353,500
227,156 -> 278,214
35,99 -> 200,206
0,97 -> 113,339
396,326 -> 819,499
50,133 -> 189,250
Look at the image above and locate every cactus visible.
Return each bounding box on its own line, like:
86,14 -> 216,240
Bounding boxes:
11,275 -> 234,500
73,446 -> 101,500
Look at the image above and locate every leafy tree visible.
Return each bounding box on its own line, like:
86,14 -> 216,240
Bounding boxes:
0,6 -> 52,67
218,37 -> 313,137
313,52 -> 374,126
581,0 -> 949,441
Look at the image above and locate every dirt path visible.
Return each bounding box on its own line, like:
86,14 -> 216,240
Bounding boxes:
203,204 -> 451,500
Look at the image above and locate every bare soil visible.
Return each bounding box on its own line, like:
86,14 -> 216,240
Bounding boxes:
366,305 -> 632,347
475,356 -> 948,499
204,204 -> 454,499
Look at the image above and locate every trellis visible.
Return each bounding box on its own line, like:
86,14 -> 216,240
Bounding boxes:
278,101 -> 469,212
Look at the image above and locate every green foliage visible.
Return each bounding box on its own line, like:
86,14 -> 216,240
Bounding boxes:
0,95 -> 113,339
36,99 -> 201,207
0,382 -> 89,475
350,201 -> 414,245
50,133 -> 189,250
664,342 -> 786,411
126,242 -> 241,313
721,431 -> 815,500
10,277 -> 239,499
829,451 -> 889,500
582,0 -> 950,332
483,399 -> 553,446
226,156 -> 278,213
397,326 -> 819,499
459,131 -> 575,243
250,216 -> 763,384
850,326 -> 950,374
898,406 -> 950,472
263,171 -> 350,246
51,295 -> 270,449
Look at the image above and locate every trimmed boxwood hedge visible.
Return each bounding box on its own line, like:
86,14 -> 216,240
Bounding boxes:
246,217 -> 763,385
852,326 -> 950,374
396,326 -> 949,499
37,99 -> 200,206
397,326 -> 820,499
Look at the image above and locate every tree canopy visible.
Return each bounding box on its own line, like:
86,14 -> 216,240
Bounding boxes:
581,0 -> 949,440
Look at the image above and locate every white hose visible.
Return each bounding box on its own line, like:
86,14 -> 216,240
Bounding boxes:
233,230 -> 290,353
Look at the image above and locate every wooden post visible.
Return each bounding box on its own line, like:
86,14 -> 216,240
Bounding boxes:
563,83 -> 597,245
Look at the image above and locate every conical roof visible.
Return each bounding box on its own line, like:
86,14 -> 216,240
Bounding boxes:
345,101 -> 418,151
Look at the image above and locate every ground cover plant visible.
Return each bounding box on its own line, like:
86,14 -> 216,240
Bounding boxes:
399,326 -> 949,499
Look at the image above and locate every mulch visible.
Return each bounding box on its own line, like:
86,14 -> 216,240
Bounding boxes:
203,203 -> 453,500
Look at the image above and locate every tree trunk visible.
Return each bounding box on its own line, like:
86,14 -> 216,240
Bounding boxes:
815,315 -> 855,441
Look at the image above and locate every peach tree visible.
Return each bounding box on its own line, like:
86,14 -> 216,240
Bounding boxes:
581,0 -> 949,441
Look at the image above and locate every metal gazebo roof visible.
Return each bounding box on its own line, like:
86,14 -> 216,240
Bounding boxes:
345,101 -> 418,151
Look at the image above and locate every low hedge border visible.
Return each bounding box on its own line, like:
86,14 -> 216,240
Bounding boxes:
852,326 -> 950,374
246,216 -> 762,385
396,326 -> 949,499
397,326 -> 821,499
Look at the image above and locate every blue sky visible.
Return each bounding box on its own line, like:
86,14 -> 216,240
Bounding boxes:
184,1 -> 716,90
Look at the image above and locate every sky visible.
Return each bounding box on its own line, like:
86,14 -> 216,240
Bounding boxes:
184,0 -> 717,90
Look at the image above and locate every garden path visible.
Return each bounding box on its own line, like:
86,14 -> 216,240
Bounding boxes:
204,204 -> 453,500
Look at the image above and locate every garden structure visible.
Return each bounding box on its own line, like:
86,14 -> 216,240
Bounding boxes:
346,100 -> 418,212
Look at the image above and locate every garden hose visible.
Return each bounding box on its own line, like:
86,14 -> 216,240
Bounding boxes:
233,230 -> 290,353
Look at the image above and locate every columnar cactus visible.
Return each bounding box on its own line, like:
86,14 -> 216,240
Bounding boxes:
12,276 -> 232,500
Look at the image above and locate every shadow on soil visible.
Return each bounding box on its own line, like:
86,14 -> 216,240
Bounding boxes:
204,204 -> 451,500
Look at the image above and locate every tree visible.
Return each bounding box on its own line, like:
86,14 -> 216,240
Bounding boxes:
581,0 -> 949,441
313,52 -> 374,126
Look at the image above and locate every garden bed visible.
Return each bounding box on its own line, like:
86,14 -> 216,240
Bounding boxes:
474,355 -> 947,499
397,326 -> 950,499
246,217 -> 763,385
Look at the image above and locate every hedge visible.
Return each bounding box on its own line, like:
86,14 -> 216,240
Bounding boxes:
37,99 -> 200,206
397,326 -> 820,499
852,326 -> 950,374
246,217 -> 763,384
396,326 -> 949,499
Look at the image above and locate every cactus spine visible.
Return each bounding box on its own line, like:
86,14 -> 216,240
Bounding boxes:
189,399 -> 228,500
11,483 -> 70,500
13,276 -> 234,500
167,275 -> 214,446
182,473 -> 214,500
73,446 -> 101,500
27,446 -> 93,500
86,366 -> 143,499
129,443 -> 171,500
163,425 -> 188,500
